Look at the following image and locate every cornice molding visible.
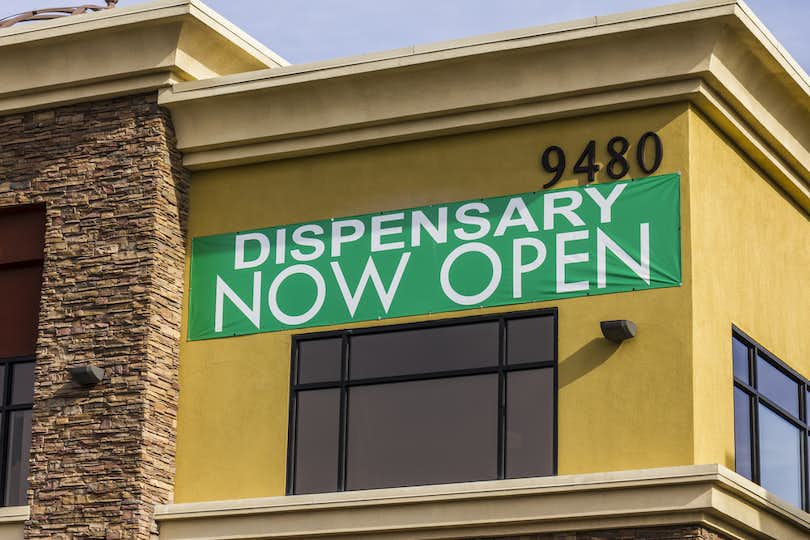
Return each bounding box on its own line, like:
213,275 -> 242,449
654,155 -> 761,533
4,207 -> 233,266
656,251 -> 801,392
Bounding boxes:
0,505 -> 27,540
0,0 -> 286,115
176,79 -> 702,169
158,1 -> 810,213
0,1 -> 806,212
154,465 -> 810,539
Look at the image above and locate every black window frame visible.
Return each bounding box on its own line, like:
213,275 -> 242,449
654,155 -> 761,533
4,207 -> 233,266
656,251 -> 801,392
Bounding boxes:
0,203 -> 44,507
732,325 -> 809,511
286,308 -> 558,495
0,355 -> 34,507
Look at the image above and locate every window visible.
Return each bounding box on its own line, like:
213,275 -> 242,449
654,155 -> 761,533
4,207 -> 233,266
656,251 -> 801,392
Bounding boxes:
287,310 -> 557,494
733,327 -> 808,511
0,205 -> 44,506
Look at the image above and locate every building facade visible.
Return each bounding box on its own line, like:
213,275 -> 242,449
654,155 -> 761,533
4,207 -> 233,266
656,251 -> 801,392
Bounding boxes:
0,0 -> 808,538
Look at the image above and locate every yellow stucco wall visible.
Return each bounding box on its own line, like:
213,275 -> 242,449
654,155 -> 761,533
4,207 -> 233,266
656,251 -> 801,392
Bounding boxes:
688,109 -> 810,469
174,104 -> 695,503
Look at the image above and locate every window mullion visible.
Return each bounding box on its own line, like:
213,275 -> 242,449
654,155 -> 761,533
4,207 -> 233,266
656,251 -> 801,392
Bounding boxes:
291,310 -> 557,495
803,428 -> 809,512
497,318 -> 506,480
337,333 -> 349,492
284,342 -> 299,495
751,393 -> 760,485
0,364 -> 13,506
803,378 -> 809,513
749,343 -> 760,485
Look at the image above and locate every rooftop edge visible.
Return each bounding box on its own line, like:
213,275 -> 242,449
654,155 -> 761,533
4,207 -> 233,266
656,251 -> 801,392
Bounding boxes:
0,0 -> 288,69
163,0 -> 807,100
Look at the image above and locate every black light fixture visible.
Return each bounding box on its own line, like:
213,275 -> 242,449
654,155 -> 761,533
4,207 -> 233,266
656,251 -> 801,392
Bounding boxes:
600,320 -> 637,343
68,365 -> 105,386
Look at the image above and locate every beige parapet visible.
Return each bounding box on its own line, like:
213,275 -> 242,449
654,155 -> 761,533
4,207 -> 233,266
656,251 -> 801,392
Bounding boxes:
0,0 -> 287,115
157,1 -> 810,216
0,1 -> 807,213
155,464 -> 810,539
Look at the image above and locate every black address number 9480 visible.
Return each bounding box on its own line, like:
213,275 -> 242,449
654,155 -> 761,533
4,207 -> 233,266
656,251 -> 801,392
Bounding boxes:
540,132 -> 663,189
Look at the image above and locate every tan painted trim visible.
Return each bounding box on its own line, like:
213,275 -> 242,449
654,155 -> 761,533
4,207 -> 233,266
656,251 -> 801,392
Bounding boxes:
0,506 -> 27,523
161,22 -> 721,151
0,506 -> 27,540
159,1 -> 810,215
692,84 -> 810,209
0,0 -> 189,43
0,0 -> 286,115
730,2 -> 810,96
0,0 -> 285,67
155,465 -> 810,539
175,76 -> 810,215
179,79 -> 704,170
159,0 -> 807,100
0,73 -> 180,116
184,1 -> 289,68
705,57 -> 810,184
162,0 -> 742,99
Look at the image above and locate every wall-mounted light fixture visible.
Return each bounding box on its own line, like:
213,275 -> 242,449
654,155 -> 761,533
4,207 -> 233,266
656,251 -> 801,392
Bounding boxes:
600,320 -> 637,343
68,365 -> 105,386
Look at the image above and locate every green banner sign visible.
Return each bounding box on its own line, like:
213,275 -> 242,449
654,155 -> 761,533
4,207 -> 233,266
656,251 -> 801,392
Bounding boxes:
189,173 -> 681,340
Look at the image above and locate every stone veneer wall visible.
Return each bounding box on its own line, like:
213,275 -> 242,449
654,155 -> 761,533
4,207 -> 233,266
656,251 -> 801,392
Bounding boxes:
0,93 -> 188,539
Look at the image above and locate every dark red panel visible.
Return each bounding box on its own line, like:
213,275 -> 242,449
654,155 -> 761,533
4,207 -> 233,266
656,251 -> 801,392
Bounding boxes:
0,205 -> 45,266
0,265 -> 43,357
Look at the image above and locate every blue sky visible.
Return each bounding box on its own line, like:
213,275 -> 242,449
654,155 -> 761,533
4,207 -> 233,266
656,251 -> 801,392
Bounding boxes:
2,1 -> 808,73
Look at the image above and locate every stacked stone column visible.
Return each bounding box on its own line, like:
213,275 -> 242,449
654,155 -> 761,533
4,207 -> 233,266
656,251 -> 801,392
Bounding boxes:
0,93 -> 187,539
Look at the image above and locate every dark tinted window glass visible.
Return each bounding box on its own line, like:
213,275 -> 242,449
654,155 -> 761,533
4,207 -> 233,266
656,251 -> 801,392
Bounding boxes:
350,322 -> 498,379
757,355 -> 799,417
346,375 -> 498,490
506,369 -> 554,478
508,316 -> 554,365
294,389 -> 339,494
298,338 -> 342,384
0,206 -> 45,266
10,363 -> 35,405
758,404 -> 802,507
733,387 -> 753,480
732,336 -> 749,384
4,410 -> 31,506
0,206 -> 43,509
0,265 -> 43,358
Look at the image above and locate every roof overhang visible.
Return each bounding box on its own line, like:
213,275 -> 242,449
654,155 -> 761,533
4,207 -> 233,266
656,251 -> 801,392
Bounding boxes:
0,0 -> 287,114
159,0 -> 810,214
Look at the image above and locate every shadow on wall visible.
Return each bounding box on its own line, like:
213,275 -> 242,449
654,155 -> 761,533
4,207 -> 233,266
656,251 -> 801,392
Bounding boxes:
559,337 -> 620,388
